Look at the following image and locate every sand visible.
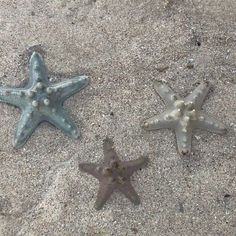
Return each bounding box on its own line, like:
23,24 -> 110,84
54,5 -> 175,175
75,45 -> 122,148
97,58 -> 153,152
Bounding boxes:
0,0 -> 235,235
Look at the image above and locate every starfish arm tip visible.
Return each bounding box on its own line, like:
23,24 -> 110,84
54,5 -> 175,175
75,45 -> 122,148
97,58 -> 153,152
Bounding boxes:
78,163 -> 89,172
79,163 -> 102,180
175,128 -> 192,156
216,124 -> 228,134
127,190 -> 141,205
142,156 -> 149,166
133,197 -> 141,205
177,138 -> 191,156
103,137 -> 114,148
73,75 -> 90,88
71,129 -> 80,139
134,156 -> 149,168
153,80 -> 164,87
30,51 -> 38,58
140,120 -> 148,129
141,119 -> 157,130
94,201 -> 104,210
222,127 -> 228,134
176,136 -> 191,155
119,182 -> 141,205
153,80 -> 179,105
0,88 -> 27,108
82,75 -> 90,84
12,137 -> 24,149
94,184 -> 114,210
196,113 -> 228,135
178,148 -> 191,156
30,51 -> 43,65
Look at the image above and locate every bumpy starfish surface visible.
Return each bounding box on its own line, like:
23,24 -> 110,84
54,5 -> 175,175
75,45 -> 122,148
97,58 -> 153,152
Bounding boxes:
0,51 -> 89,148
141,81 -> 227,155
79,138 -> 149,210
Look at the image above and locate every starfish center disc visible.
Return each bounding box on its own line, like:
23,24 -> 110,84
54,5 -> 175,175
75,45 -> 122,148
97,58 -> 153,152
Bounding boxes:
102,161 -> 126,184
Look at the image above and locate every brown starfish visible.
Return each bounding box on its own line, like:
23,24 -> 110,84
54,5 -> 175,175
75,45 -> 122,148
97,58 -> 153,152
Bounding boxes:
79,138 -> 149,210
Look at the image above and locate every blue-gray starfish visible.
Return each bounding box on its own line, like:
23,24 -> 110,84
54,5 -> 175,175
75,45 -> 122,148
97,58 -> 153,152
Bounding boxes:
141,81 -> 227,155
0,52 -> 89,148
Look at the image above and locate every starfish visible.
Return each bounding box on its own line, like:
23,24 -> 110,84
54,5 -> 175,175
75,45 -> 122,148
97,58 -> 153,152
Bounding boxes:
79,138 -> 149,210
0,51 -> 89,148
141,81 -> 227,155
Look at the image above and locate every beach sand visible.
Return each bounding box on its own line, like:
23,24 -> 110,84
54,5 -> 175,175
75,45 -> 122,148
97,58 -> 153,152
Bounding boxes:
0,0 -> 235,235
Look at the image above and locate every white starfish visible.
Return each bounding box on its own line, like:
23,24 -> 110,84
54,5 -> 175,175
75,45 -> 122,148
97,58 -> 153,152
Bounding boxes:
141,81 -> 227,155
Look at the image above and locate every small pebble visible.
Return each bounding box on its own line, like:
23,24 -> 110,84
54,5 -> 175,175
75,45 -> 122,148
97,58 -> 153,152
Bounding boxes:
187,59 -> 194,69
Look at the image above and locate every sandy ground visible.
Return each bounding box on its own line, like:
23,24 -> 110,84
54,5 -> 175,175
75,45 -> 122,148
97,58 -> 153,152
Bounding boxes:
0,0 -> 235,235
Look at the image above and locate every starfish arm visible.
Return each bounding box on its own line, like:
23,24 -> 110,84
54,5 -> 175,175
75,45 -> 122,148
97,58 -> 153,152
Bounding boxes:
124,157 -> 149,176
153,81 -> 180,106
195,112 -> 227,134
95,183 -> 115,210
50,75 -> 89,103
29,52 -> 49,86
0,88 -> 26,108
186,82 -> 210,108
141,111 -> 176,131
13,107 -> 41,148
79,163 -> 101,179
46,108 -> 80,139
175,126 -> 193,155
103,138 -> 120,162
119,182 -> 141,205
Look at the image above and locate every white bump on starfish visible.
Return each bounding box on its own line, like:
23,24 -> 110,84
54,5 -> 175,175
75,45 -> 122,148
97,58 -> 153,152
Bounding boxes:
26,112 -> 32,118
32,100 -> 39,107
182,143 -> 187,148
170,94 -> 178,101
72,129 -> 79,138
199,116 -> 204,121
170,109 -> 181,119
36,82 -> 43,89
164,114 -> 171,120
183,115 -> 190,122
46,87 -> 53,94
188,109 -> 197,120
182,127 -> 187,133
26,90 -> 34,98
33,63 -> 40,71
142,81 -> 227,155
43,98 -> 50,106
143,121 -> 149,128
208,120 -> 214,125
